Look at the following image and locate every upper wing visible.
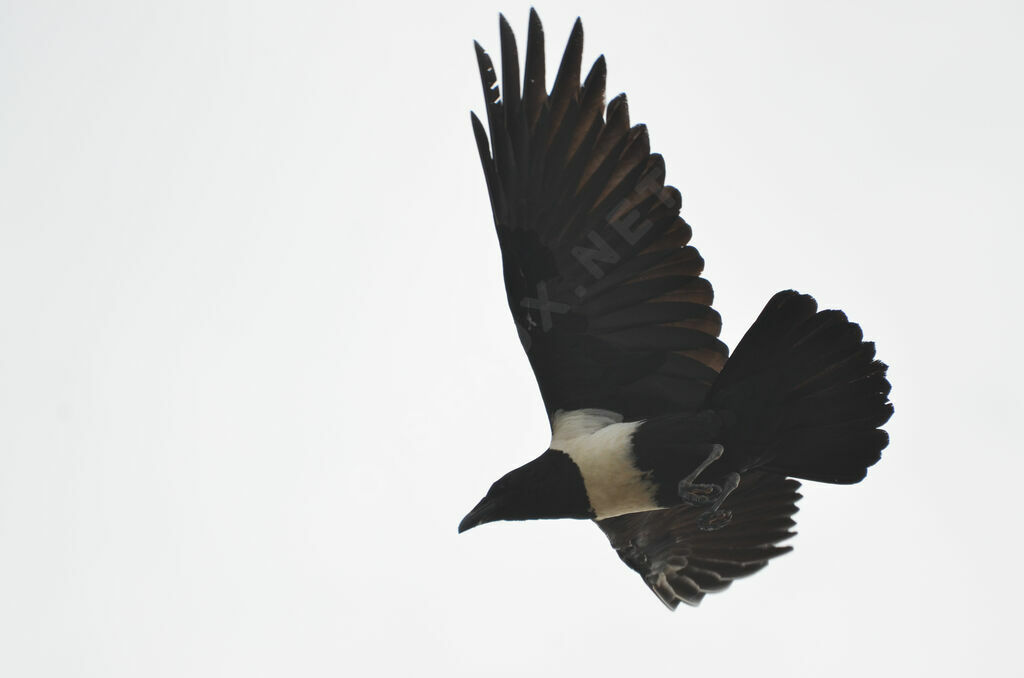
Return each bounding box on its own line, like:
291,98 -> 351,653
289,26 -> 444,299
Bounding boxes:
597,473 -> 801,609
472,11 -> 728,423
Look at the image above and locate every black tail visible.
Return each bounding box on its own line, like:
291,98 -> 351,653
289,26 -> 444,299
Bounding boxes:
708,291 -> 893,484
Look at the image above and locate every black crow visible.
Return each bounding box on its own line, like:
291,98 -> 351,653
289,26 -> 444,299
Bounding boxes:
459,10 -> 893,609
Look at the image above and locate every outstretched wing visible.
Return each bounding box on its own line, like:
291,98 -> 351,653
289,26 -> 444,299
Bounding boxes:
597,473 -> 801,609
472,11 -> 728,423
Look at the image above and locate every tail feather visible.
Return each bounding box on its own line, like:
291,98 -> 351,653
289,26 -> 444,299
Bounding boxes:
709,290 -> 893,484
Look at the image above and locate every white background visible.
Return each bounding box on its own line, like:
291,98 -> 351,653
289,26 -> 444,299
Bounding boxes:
2,1 -> 1022,676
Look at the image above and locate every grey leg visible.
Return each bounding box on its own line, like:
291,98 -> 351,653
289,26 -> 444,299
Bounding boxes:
677,444 -> 725,506
697,472 -> 741,531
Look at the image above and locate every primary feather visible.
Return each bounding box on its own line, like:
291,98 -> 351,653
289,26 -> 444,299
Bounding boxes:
472,10 -> 727,424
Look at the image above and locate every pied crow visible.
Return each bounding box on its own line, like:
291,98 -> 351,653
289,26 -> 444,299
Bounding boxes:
459,10 -> 893,609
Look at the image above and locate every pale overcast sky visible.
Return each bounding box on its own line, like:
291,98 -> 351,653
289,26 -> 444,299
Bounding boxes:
1,1 -> 1022,676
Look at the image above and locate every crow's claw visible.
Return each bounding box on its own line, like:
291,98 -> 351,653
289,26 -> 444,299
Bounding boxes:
698,509 -> 734,531
678,482 -> 722,506
696,472 -> 741,531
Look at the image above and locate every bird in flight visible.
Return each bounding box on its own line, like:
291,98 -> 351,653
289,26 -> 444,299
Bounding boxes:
459,10 -> 893,609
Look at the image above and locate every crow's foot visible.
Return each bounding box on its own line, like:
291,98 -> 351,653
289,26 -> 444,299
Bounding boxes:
697,509 -> 734,531
678,482 -> 722,506
677,444 -> 724,507
697,472 -> 741,532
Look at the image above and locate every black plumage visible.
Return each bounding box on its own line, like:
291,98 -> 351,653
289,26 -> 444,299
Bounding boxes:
598,473 -> 801,609
471,12 -> 726,423
460,11 -> 893,609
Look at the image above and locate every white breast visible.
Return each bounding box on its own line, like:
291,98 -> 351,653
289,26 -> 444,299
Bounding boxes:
551,409 -> 658,520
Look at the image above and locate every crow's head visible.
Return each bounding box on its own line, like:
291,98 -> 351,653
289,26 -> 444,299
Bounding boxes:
458,449 -> 593,532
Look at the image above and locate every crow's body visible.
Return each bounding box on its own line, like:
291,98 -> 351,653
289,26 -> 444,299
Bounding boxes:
460,11 -> 893,609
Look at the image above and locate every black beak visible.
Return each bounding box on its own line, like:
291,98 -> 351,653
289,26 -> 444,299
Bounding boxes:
459,496 -> 497,533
